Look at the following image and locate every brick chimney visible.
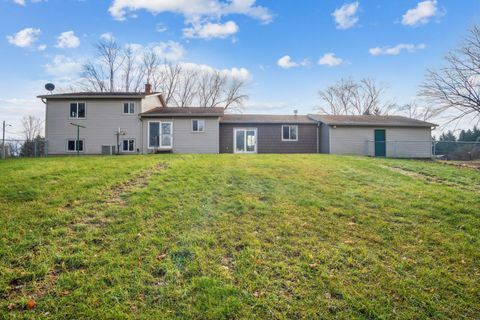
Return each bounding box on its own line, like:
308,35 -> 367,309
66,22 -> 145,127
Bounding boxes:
144,83 -> 152,94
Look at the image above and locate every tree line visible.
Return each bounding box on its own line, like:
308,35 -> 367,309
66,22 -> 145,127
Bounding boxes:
79,39 -> 248,110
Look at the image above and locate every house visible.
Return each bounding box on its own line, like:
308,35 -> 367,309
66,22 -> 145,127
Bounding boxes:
38,89 -> 436,158
309,115 -> 436,158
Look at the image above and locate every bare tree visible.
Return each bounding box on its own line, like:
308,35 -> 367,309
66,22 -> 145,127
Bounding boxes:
82,39 -> 125,92
174,68 -> 199,107
399,101 -> 437,121
318,77 -> 395,115
121,46 -> 136,92
21,116 -> 43,141
78,39 -> 249,109
420,25 -> 480,124
158,63 -> 182,104
222,78 -> 249,110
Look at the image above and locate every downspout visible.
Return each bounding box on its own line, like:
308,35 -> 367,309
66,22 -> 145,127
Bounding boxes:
140,117 -> 144,154
316,122 -> 320,153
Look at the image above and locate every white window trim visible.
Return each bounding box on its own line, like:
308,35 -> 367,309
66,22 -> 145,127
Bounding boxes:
281,125 -> 298,141
122,138 -> 136,152
69,102 -> 87,119
66,138 -> 85,153
147,120 -> 174,149
233,128 -> 258,154
122,101 -> 136,115
191,119 -> 205,133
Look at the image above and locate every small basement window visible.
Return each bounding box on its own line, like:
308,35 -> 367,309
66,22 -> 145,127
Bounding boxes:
282,125 -> 298,141
123,102 -> 135,114
70,102 -> 86,118
192,119 -> 205,132
122,139 -> 135,152
67,139 -> 84,152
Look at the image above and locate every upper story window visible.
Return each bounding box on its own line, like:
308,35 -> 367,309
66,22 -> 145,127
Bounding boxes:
282,125 -> 298,141
192,119 -> 205,132
70,102 -> 86,119
123,102 -> 135,115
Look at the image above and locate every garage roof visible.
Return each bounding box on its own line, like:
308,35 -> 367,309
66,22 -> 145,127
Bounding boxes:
308,114 -> 437,127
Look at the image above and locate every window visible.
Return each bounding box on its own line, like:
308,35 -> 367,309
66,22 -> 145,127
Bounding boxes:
123,102 -> 135,114
122,139 -> 135,152
67,139 -> 84,152
70,102 -> 86,118
148,121 -> 173,148
192,119 -> 205,132
282,125 -> 298,141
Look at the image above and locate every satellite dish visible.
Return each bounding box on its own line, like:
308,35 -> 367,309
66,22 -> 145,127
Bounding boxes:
45,83 -> 55,92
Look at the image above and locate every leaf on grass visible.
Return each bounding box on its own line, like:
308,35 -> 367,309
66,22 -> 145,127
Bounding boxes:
156,253 -> 167,261
26,299 -> 36,310
8,303 -> 16,311
344,240 -> 354,245
308,263 -> 318,269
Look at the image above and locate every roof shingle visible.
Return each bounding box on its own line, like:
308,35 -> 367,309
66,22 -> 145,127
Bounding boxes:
37,92 -> 155,99
220,114 -> 316,124
308,114 -> 437,127
140,107 -> 225,117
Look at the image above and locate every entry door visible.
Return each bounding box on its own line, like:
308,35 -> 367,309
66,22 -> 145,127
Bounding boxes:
374,129 -> 386,157
234,128 -> 257,153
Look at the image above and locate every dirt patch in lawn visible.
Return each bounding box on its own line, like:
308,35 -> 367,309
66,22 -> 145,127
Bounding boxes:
107,161 -> 169,206
383,165 -> 479,192
438,160 -> 480,170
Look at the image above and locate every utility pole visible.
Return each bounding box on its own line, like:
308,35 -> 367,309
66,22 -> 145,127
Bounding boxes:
2,121 -> 12,160
70,123 -> 86,156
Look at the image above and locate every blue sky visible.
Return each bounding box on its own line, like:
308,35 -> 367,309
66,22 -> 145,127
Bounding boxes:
1,0 -> 479,137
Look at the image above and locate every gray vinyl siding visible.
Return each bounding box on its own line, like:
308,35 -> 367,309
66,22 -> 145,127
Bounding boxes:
328,126 -> 432,158
320,124 -> 330,153
219,123 -> 318,153
45,99 -> 143,155
141,117 -> 220,154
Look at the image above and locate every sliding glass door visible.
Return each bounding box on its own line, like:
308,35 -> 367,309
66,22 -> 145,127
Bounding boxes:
234,128 -> 257,153
148,121 -> 173,149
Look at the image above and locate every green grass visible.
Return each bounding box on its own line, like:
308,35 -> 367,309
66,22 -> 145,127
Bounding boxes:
0,155 -> 479,319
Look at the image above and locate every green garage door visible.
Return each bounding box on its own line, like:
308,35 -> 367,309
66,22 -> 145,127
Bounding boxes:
374,129 -> 386,157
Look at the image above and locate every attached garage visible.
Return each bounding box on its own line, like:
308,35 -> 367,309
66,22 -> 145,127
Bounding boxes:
308,115 -> 437,158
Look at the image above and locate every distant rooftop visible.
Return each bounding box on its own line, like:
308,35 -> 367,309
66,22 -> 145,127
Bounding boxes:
221,114 -> 316,124
37,92 -> 159,99
308,114 -> 437,127
141,107 -> 225,117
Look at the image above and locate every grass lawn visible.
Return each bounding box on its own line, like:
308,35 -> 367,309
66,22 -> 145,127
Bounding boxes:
0,154 -> 479,319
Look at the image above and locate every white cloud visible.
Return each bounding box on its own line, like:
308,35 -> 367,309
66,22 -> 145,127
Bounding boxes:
318,53 -> 343,67
183,21 -> 239,39
108,0 -> 273,23
181,62 -> 251,81
13,0 -> 45,5
369,43 -> 427,56
156,23 -> 168,32
151,41 -> 185,61
401,0 -> 443,26
100,32 -> 115,41
37,44 -> 47,51
126,41 -> 186,61
44,55 -> 84,78
55,31 -> 80,48
277,55 -> 309,69
332,2 -> 359,29
7,28 -> 41,48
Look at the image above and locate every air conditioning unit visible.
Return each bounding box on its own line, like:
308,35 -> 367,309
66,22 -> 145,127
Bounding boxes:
101,145 -> 116,155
